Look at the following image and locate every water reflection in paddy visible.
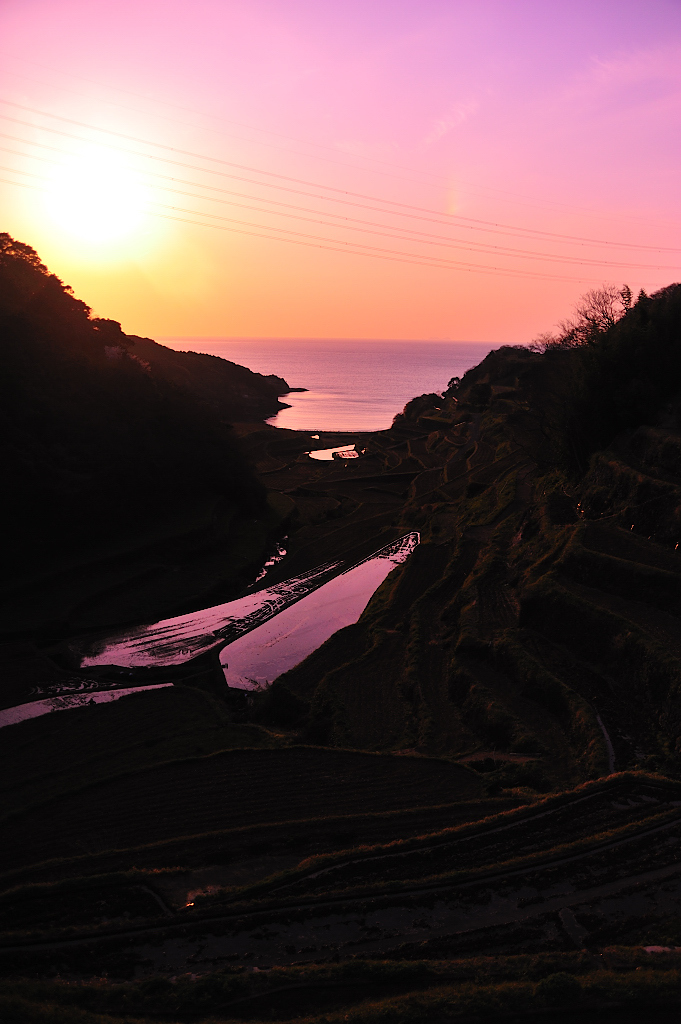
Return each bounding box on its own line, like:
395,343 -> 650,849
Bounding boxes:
2,535 -> 418,728
222,533 -> 419,689
77,559 -> 344,668
308,444 -> 357,461
0,684 -> 173,728
75,533 -> 419,683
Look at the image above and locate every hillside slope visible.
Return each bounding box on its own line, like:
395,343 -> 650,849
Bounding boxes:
0,235 -> 291,639
229,286 -> 681,793
129,334 -> 290,421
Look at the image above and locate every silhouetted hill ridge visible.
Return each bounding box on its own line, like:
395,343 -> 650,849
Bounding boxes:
0,234 -> 290,633
129,334 -> 291,421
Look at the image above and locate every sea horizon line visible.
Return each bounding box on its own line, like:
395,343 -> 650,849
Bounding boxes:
158,336 -> 507,345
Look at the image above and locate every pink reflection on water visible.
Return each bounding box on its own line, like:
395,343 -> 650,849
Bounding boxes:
0,684 -> 174,729
308,444 -> 356,460
73,533 -> 418,676
76,560 -> 342,668
222,532 -> 419,689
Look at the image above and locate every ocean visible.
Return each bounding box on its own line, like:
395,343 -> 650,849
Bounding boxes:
160,338 -> 498,432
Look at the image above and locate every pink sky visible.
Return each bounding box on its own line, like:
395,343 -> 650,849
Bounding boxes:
1,0 -> 680,342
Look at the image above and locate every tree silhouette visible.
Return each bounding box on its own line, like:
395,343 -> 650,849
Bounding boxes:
530,284 -> 632,351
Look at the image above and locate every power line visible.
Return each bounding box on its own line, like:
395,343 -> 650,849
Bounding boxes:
0,169 -> 612,284
7,126 -> 639,253
2,100 -> 680,255
2,62 -> 509,206
4,153 -> 677,274
150,208 -> 610,284
6,55 -> 652,220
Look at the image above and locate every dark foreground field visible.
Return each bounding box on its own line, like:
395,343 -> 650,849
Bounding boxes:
2,770 -> 681,1021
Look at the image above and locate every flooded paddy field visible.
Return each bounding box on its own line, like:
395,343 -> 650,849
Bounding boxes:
73,532 -> 418,688
1,527 -> 418,725
221,533 -> 418,689
0,683 -> 173,728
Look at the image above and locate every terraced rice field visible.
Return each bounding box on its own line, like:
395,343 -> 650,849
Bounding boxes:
0,747 -> 484,873
2,773 -> 680,985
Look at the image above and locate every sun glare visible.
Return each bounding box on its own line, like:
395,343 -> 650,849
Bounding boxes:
45,149 -> 148,245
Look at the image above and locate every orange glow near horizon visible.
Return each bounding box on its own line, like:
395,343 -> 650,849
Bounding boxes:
1,1 -> 680,344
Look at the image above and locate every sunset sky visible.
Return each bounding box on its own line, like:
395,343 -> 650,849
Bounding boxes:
1,0 -> 680,343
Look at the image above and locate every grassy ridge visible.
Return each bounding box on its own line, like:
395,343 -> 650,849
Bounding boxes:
0,772 -> 675,943
0,795 -> 526,892
150,771 -> 681,910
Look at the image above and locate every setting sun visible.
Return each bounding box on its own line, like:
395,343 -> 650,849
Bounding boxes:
44,148 -> 147,245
